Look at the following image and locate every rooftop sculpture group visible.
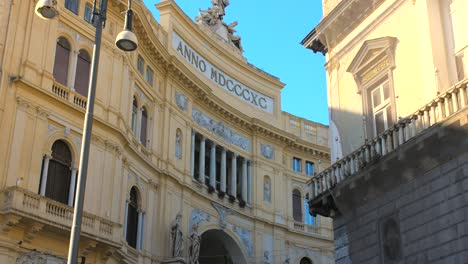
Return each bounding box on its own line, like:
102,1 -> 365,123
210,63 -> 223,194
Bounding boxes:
195,0 -> 243,51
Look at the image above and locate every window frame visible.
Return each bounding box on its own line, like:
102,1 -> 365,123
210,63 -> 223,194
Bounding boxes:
64,0 -> 80,15
292,157 -> 302,172
305,161 -> 315,176
53,37 -> 71,86
347,37 -> 398,139
145,67 -> 154,87
74,49 -> 91,97
292,189 -> 303,222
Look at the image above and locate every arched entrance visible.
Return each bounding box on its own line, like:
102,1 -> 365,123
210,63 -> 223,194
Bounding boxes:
199,229 -> 246,264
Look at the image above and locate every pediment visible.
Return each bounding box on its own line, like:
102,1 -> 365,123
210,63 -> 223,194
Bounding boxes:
347,37 -> 397,75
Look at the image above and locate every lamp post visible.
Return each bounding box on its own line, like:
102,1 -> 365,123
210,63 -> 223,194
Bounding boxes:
34,0 -> 137,263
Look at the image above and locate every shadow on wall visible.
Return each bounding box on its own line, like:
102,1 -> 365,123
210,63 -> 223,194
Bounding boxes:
310,106 -> 468,264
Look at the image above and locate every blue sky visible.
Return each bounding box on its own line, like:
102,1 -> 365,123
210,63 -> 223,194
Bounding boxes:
144,0 -> 328,125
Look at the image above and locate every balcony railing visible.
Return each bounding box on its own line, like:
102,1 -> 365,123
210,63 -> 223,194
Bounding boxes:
0,187 -> 121,246
51,82 -> 87,110
310,78 -> 468,198
288,219 -> 332,238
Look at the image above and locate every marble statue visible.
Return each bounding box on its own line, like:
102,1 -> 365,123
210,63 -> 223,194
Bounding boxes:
175,130 -> 182,159
212,0 -> 229,19
227,21 -> 243,51
189,224 -> 201,264
264,178 -> 271,202
170,213 -> 184,257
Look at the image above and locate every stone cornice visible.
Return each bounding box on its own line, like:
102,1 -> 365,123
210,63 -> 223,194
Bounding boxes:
302,0 -> 386,53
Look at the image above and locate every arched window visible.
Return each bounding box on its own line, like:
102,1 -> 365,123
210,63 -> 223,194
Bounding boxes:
140,107 -> 148,146
300,257 -> 312,264
175,129 -> 182,159
53,37 -> 71,86
74,49 -> 91,97
292,189 -> 302,222
131,97 -> 138,134
45,140 -> 72,204
126,187 -> 139,248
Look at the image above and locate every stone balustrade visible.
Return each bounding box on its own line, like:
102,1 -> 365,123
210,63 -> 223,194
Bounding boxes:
52,82 -> 87,110
310,78 -> 468,199
0,187 -> 121,246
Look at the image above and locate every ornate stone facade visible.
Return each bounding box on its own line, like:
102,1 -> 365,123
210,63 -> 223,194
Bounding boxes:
0,0 -> 332,263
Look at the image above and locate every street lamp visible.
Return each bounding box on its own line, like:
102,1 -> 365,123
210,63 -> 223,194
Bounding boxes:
34,0 -> 138,263
116,0 -> 138,51
34,0 -> 58,19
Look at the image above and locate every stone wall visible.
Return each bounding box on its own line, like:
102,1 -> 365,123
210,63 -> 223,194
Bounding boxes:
331,109 -> 468,264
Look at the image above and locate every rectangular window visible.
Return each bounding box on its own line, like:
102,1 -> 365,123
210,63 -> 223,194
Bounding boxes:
305,161 -> 315,176
83,4 -> 98,26
146,67 -> 153,86
137,56 -> 144,75
293,157 -> 302,172
65,0 -> 79,14
371,80 -> 393,136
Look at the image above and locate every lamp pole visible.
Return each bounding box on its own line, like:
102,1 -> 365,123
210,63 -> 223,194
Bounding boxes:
66,0 -> 107,263
34,0 -> 137,261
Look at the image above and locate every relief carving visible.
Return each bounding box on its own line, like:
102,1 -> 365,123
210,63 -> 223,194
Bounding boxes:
260,144 -> 274,159
192,108 -> 251,151
175,91 -> 188,111
232,225 -> 253,257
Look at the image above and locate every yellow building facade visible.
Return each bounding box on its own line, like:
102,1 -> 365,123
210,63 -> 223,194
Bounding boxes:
0,0 -> 334,263
303,0 -> 468,160
302,0 -> 468,263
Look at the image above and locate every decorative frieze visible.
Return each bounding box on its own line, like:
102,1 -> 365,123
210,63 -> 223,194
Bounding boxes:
192,108 -> 251,151
190,208 -> 211,230
232,225 -> 253,257
16,251 -> 66,264
211,202 -> 232,229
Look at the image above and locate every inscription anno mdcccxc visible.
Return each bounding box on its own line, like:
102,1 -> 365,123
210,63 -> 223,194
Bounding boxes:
172,33 -> 274,113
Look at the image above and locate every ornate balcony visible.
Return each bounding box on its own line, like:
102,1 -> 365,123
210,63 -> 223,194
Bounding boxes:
0,187 -> 121,247
308,78 -> 468,215
51,82 -> 87,110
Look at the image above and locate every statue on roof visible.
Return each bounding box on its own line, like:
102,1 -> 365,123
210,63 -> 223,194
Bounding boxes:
195,0 -> 243,52
212,0 -> 229,19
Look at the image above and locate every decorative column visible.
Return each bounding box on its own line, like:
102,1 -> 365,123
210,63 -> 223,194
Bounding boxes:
68,168 -> 78,206
247,161 -> 252,204
230,154 -> 237,197
221,149 -> 227,193
241,158 -> 248,201
199,136 -> 205,183
136,210 -> 144,250
137,107 -> 143,141
459,86 -> 467,108
191,132 -> 195,178
444,94 -> 452,116
39,154 -> 51,196
68,50 -> 79,90
123,200 -> 129,237
209,143 -> 217,188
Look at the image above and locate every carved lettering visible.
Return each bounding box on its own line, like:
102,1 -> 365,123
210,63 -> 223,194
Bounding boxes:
172,33 -> 274,113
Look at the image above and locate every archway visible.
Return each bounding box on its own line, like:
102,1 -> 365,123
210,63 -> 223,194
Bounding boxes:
199,229 -> 246,264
